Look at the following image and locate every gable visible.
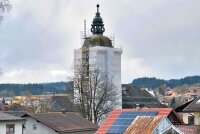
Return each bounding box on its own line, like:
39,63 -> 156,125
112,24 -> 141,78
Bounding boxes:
175,99 -> 194,112
183,96 -> 200,112
23,117 -> 58,134
162,125 -> 183,134
154,118 -> 172,133
167,111 -> 184,125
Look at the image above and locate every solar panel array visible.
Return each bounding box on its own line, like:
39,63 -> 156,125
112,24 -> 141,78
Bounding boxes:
106,111 -> 157,134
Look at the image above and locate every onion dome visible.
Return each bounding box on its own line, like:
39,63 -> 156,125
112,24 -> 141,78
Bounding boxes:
83,4 -> 112,48
91,4 -> 105,35
83,34 -> 112,47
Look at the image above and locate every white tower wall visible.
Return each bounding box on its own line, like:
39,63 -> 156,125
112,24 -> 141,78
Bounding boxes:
89,46 -> 122,108
74,48 -> 82,68
74,46 -> 122,108
73,48 -> 82,103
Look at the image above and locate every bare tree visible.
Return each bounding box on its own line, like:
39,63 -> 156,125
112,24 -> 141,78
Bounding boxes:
20,92 -> 52,113
157,84 -> 167,96
29,94 -> 52,113
174,84 -> 189,95
0,0 -> 11,24
74,65 -> 118,124
34,95 -> 52,113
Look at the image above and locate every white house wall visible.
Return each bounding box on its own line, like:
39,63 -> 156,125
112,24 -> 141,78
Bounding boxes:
23,117 -> 58,134
0,121 -> 23,134
182,113 -> 193,124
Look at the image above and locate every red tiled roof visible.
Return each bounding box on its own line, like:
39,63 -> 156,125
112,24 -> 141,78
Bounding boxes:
95,108 -> 173,134
175,125 -> 198,134
124,116 -> 164,134
95,110 -> 121,134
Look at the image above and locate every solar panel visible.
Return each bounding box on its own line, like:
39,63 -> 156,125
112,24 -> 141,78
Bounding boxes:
107,126 -> 127,134
106,111 -> 157,134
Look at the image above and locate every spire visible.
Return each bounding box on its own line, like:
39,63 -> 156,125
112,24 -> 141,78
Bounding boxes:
97,4 -> 99,13
91,4 -> 105,35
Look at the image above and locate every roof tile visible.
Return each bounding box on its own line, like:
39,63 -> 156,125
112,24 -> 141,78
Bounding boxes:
175,125 -> 199,134
183,96 -> 200,112
124,116 -> 164,134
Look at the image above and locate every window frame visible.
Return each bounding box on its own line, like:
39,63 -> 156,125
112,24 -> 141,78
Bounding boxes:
6,124 -> 15,134
33,124 -> 37,130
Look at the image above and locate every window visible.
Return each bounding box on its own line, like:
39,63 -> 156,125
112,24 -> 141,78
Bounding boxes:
188,116 -> 194,124
33,124 -> 37,130
6,124 -> 15,134
22,122 -> 26,129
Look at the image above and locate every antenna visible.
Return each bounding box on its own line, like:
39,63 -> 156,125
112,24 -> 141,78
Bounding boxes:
84,19 -> 87,39
80,19 -> 87,46
80,30 -> 83,47
112,34 -> 115,47
109,34 -> 115,47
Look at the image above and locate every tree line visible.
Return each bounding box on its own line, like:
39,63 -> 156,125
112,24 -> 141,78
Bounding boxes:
0,82 -> 73,96
132,76 -> 200,89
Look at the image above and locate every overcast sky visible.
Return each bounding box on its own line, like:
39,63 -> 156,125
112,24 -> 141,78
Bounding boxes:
0,0 -> 200,83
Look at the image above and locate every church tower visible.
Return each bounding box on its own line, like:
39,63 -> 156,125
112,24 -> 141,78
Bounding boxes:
74,5 -> 122,109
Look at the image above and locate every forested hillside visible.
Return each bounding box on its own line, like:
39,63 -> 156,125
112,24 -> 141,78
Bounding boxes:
0,81 -> 73,96
132,76 -> 200,89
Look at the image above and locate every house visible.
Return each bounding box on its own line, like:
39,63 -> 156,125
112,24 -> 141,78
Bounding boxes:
96,108 -> 184,134
176,96 -> 200,125
122,84 -> 166,108
124,116 -> 183,134
165,90 -> 177,97
4,97 -> 13,105
22,112 -> 98,134
0,111 -> 25,134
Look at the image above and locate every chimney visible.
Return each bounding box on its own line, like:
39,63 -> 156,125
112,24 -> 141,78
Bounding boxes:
136,104 -> 140,110
62,109 -> 66,114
